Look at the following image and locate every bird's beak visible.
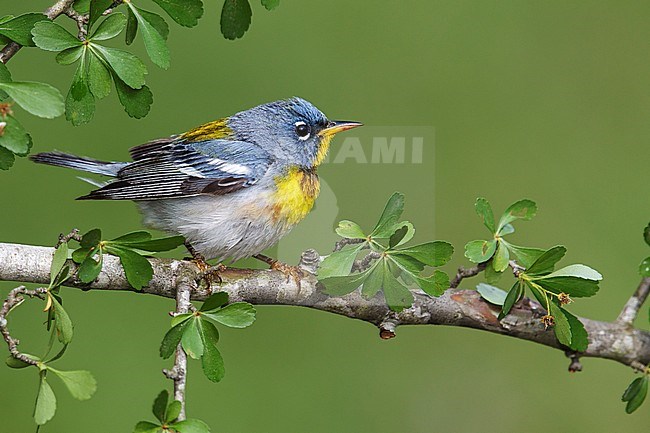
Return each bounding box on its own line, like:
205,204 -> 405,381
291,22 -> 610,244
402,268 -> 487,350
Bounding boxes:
319,120 -> 363,137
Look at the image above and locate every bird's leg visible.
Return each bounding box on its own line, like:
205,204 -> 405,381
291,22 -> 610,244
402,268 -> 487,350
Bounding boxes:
184,241 -> 226,285
253,254 -> 304,290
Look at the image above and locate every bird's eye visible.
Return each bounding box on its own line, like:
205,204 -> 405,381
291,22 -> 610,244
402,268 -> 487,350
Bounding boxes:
294,121 -> 311,140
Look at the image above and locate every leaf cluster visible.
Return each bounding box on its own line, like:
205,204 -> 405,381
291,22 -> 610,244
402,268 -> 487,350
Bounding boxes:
319,192 -> 454,312
134,390 -> 210,433
72,228 -> 185,290
471,198 -> 601,352
160,292 -> 256,382
5,242 -> 96,426
622,374 -> 648,414
0,61 -> 64,169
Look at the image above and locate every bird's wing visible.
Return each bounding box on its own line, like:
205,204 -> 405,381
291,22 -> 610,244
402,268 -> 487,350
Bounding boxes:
78,138 -> 274,200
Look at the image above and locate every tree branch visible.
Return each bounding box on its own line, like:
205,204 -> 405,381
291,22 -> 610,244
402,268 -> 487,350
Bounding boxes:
617,276 -> 650,326
0,0 -> 77,64
1,242 -> 649,369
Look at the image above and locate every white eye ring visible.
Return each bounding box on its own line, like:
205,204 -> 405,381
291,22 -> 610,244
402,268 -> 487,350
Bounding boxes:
294,121 -> 311,141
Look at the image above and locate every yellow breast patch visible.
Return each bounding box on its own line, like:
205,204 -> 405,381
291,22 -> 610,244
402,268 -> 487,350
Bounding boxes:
181,118 -> 233,142
272,167 -> 320,225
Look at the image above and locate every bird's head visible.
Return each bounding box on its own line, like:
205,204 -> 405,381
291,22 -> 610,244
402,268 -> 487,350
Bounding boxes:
227,97 -> 362,168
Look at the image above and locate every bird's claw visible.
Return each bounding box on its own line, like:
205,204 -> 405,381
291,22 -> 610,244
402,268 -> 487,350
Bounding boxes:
269,261 -> 304,291
195,263 -> 227,287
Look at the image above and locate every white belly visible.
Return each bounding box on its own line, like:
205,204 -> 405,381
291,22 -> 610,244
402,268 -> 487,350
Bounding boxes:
137,192 -> 293,261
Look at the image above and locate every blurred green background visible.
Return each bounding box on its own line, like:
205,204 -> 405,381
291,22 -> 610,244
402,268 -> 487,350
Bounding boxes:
2,0 -> 650,431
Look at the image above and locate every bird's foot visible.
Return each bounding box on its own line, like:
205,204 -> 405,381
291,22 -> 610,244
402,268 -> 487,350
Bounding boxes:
254,254 -> 304,291
184,241 -> 226,287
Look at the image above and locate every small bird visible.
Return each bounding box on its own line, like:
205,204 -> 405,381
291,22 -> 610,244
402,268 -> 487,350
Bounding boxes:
31,97 -> 361,277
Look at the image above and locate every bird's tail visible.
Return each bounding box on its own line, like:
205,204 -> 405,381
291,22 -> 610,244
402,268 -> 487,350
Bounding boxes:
29,152 -> 127,177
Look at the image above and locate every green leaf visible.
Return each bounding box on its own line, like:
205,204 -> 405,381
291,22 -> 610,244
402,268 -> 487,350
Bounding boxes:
111,231 -> 152,243
181,317 -> 204,359
66,54 -> 96,126
198,319 -> 224,382
89,0 -> 113,31
50,296 -> 73,344
464,239 -> 497,264
31,21 -> 81,51
476,283 -> 507,305
503,243 -> 545,268
165,400 -> 182,423
200,292 -> 229,312
382,265 -> 414,312
475,197 -> 495,233
87,52 -> 112,99
320,270 -> 369,296
392,241 -> 453,267
72,246 -> 92,264
499,223 -> 515,236
80,228 -> 102,248
0,13 -> 47,46
152,390 -> 168,423
640,256 -> 650,277
48,368 -> 97,400
203,302 -> 256,328
104,245 -> 153,290
171,419 -> 211,433
0,146 -> 15,170
318,245 -> 363,278
220,0 -> 252,40
492,241 -> 510,272
261,0 -> 280,10
413,270 -> 449,297
484,262 -> 503,284
389,225 -> 409,249
498,281 -> 522,320
540,264 -> 602,281
127,4 -> 171,69
644,222 -> 650,247
91,13 -> 127,40
92,44 -> 147,89
34,373 -> 57,425
562,309 -> 588,352
389,252 -> 425,274
525,246 -> 567,275
497,199 -> 537,232
113,75 -> 153,118
335,220 -> 365,239
135,8 -> 170,40
0,115 -> 31,154
125,7 -> 138,45
110,235 -> 185,252
160,320 -> 189,359
150,0 -> 204,27
371,192 -> 405,238
78,250 -> 102,284
359,261 -> 383,298
56,46 -> 84,65
134,421 -> 162,433
0,81 -> 65,119
536,276 -> 599,298
549,302 -> 572,348
622,376 -> 648,414
50,243 -> 69,286
0,60 -> 11,83
171,313 -> 192,327
74,0 -> 91,14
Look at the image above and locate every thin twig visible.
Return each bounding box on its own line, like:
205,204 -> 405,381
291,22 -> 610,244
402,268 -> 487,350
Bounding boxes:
449,262 -> 487,288
0,286 -> 48,366
167,277 -> 194,421
351,251 -> 381,273
0,0 -> 77,64
333,238 -> 365,252
617,277 -> 650,326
